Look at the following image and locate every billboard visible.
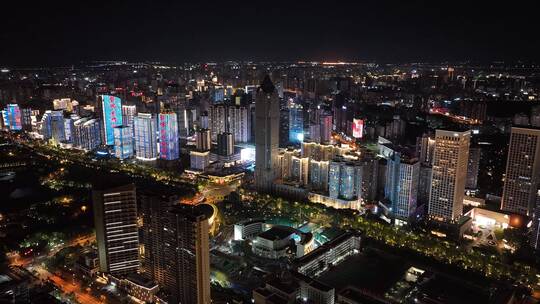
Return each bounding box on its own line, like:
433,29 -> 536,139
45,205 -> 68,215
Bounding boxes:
102,95 -> 123,145
352,118 -> 364,138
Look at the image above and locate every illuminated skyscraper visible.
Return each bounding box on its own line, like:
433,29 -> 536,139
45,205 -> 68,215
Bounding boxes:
121,105 -> 137,129
255,75 -> 280,192
227,105 -> 250,143
113,125 -> 133,160
72,118 -> 102,151
134,113 -> 158,160
101,95 -> 123,145
501,127 -> 540,216
93,183 -> 139,276
384,146 -> 420,220
428,130 -> 470,222
41,110 -> 65,143
6,104 -> 22,131
158,112 -> 179,160
163,204 -> 211,304
289,103 -> 304,143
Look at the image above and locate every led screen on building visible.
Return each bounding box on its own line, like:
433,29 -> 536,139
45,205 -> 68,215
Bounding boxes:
352,118 -> 364,138
102,95 -> 123,145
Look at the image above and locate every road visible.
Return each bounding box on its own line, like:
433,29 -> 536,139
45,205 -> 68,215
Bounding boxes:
34,265 -> 105,304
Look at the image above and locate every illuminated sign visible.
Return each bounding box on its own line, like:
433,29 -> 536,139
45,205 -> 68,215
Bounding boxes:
102,95 -> 123,145
352,118 -> 364,138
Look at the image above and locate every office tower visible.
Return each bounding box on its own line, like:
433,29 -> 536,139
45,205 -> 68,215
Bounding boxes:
385,149 -> 420,220
134,113 -> 158,161
466,147 -> 481,189
177,106 -> 190,139
255,75 -> 280,192
113,125 -> 133,160
163,205 -> 211,304
92,183 -> 139,276
289,103 -> 304,144
140,191 -> 179,285
6,104 -> 22,131
328,160 -> 356,200
158,112 -> 179,160
501,127 -> 540,215
101,95 -> 123,145
217,132 -> 234,156
196,129 -> 211,151
428,130 -> 470,222
320,114 -> 332,144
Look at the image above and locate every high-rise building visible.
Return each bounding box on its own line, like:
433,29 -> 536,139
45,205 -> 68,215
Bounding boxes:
158,112 -> 179,160
428,130 -> 470,222
6,104 -> 22,131
101,95 -> 123,146
466,147 -> 481,189
92,183 -> 139,276
501,127 -> 540,216
21,108 -> 32,131
41,110 -> 65,144
417,134 -> 435,165
133,113 -> 158,161
217,132 -> 234,156
289,103 -> 304,144
121,105 -> 137,130
140,190 -> 179,286
320,114 -> 332,144
72,118 -> 102,151
384,147 -> 420,220
196,129 -> 211,152
163,205 -> 211,304
113,125 -> 133,160
209,104 -> 250,143
255,76 -> 280,192
227,105 -> 250,143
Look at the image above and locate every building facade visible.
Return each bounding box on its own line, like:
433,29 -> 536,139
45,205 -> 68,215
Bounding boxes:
428,130 -> 470,222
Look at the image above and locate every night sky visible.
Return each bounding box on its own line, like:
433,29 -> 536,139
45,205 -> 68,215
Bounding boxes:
1,0 -> 539,66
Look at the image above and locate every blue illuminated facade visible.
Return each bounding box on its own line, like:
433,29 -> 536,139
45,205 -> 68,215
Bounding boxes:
101,95 -> 123,145
158,112 -> 179,160
113,125 -> 133,160
134,113 -> 158,160
289,104 -> 303,144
